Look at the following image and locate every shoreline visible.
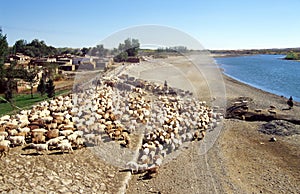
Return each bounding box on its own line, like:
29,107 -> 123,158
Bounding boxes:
222,72 -> 300,103
126,56 -> 300,193
213,55 -> 300,103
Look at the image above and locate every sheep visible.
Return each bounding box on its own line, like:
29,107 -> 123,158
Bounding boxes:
9,136 -> 26,146
46,129 -> 59,139
32,128 -> 48,134
154,158 -> 163,166
46,136 -> 65,147
0,140 -> 10,147
268,109 -> 276,114
140,154 -> 150,164
73,130 -> 84,138
59,130 -> 74,137
0,115 -> 10,121
93,135 -> 102,145
0,135 -> 5,141
30,143 -> 48,154
0,145 -> 9,158
8,129 -> 18,136
32,133 -> 46,144
18,127 -> 30,134
125,161 -> 139,174
0,131 -> 8,137
74,137 -> 85,148
57,142 -> 73,153
46,122 -> 58,130
138,163 -> 148,172
255,109 -> 262,113
84,133 -> 95,143
67,133 -> 79,143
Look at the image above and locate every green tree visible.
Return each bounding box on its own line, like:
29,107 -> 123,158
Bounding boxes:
22,68 -> 38,99
285,52 -> 299,60
12,39 -> 27,54
4,61 -> 17,104
46,79 -> 55,98
90,44 -> 108,57
81,47 -> 90,56
0,28 -> 9,90
118,38 -> 140,57
113,51 -> 128,62
37,78 -> 46,96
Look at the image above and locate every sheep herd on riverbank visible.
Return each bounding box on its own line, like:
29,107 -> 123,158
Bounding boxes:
0,73 -> 223,176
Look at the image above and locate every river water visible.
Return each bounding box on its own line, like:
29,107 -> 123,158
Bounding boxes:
215,54 -> 300,102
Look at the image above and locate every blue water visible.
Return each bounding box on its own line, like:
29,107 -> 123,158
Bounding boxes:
215,55 -> 300,102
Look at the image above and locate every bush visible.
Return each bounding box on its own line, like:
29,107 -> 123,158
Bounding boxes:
37,79 -> 46,96
46,79 -> 55,98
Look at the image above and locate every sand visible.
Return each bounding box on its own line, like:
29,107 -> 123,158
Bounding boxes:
124,55 -> 300,194
0,55 -> 299,193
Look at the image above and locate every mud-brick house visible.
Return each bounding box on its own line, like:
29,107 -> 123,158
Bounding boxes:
8,53 -> 31,64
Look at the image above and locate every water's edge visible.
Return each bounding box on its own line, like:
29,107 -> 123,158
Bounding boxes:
214,55 -> 300,103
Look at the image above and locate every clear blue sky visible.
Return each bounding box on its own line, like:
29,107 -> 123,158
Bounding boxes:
1,0 -> 299,50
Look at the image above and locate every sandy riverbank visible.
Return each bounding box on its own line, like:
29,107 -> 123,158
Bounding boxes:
125,55 -> 300,193
0,55 -> 299,193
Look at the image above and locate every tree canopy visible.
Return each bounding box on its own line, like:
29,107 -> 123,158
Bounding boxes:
12,39 -> 57,57
113,38 -> 140,62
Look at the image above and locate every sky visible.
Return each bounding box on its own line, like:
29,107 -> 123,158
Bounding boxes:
0,0 -> 299,50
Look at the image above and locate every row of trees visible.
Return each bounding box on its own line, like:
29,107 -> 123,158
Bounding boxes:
12,39 -> 57,57
9,36 -> 141,60
113,38 -> 140,62
156,46 -> 188,53
37,79 -> 55,98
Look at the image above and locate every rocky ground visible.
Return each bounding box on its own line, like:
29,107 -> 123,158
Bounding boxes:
1,56 -> 299,194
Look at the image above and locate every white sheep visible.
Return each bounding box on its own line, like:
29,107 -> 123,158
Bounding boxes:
58,142 -> 73,153
0,140 -> 10,147
75,137 -> 85,148
138,163 -> 148,172
46,136 -> 65,147
9,136 -> 26,146
125,161 -> 139,174
0,131 -> 8,137
73,130 -> 84,138
8,129 -> 18,136
154,158 -> 163,166
0,115 -> 10,121
84,133 -> 95,142
31,143 -> 48,154
140,154 -> 150,164
18,127 -> 30,134
59,130 -> 74,136
67,133 -> 79,142
0,135 -> 5,141
32,128 -> 48,134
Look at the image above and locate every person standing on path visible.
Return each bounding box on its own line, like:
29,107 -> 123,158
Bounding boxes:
287,96 -> 294,109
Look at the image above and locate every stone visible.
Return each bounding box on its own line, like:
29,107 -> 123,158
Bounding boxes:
61,179 -> 72,185
100,183 -> 106,191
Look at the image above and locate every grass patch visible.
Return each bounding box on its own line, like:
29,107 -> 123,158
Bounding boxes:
0,90 -> 70,116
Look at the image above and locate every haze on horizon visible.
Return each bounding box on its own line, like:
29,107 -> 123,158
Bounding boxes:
0,0 -> 299,50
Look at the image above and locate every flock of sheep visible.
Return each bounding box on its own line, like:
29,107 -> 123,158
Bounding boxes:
0,73 -> 223,177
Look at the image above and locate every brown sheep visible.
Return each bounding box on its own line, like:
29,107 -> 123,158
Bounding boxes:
32,133 -> 46,144
0,145 -> 9,158
46,129 -> 59,139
